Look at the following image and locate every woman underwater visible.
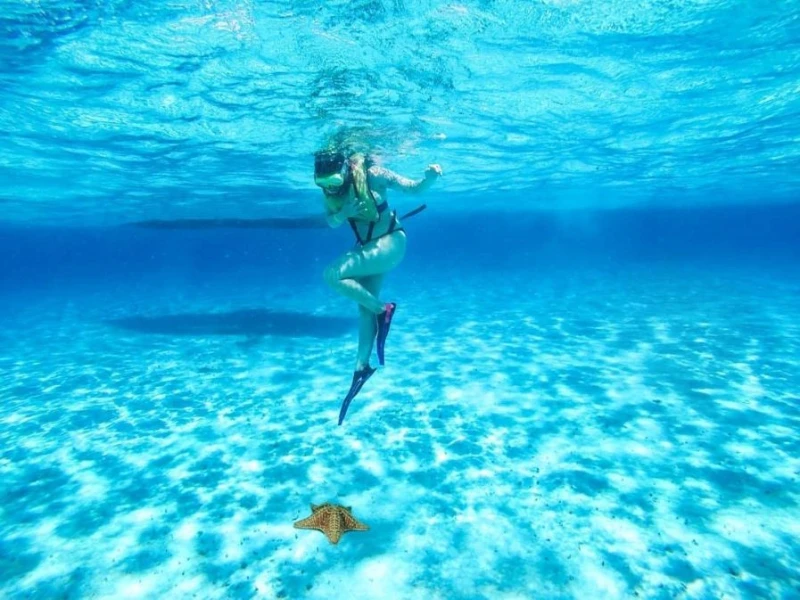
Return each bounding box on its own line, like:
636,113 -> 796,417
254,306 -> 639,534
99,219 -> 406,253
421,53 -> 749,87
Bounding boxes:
314,149 -> 442,425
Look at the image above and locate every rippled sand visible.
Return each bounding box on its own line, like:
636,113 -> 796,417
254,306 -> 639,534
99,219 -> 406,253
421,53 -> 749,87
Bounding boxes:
1,266 -> 798,599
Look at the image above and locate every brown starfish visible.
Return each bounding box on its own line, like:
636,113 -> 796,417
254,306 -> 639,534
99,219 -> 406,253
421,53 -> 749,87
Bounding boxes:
293,503 -> 369,545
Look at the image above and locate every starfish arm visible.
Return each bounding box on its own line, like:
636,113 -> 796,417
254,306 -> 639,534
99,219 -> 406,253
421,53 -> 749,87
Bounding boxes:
293,515 -> 320,530
342,512 -> 370,531
327,526 -> 342,544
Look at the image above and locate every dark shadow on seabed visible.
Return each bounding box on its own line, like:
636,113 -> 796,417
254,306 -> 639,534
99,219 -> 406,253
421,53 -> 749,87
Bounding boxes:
105,308 -> 352,339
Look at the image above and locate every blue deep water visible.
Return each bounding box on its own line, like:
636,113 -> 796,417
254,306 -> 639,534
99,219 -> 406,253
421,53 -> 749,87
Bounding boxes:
2,2 -> 800,599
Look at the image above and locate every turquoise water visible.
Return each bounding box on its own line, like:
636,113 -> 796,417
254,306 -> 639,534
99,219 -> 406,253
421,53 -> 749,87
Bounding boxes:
2,2 -> 800,599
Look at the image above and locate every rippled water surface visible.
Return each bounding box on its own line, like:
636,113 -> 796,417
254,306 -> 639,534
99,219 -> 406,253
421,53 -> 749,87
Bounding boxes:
2,1 -> 799,223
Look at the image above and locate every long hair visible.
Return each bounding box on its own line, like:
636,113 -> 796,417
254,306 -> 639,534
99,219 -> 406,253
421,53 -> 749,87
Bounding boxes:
348,153 -> 379,221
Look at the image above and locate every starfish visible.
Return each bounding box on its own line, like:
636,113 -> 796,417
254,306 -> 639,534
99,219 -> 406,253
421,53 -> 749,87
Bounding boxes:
293,503 -> 369,545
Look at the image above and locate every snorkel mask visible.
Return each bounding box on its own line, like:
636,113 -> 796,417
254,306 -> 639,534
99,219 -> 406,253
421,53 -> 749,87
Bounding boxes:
314,150 -> 350,195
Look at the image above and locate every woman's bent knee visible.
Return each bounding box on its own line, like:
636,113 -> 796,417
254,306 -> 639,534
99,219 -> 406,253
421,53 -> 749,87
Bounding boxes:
323,263 -> 342,287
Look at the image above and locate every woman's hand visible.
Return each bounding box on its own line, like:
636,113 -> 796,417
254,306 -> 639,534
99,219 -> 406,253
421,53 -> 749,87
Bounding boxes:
425,164 -> 443,180
340,197 -> 366,219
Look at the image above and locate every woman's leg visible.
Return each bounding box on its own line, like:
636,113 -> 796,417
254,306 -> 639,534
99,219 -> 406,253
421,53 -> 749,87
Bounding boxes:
354,274 -> 384,370
323,232 -> 406,314
337,273 -> 388,425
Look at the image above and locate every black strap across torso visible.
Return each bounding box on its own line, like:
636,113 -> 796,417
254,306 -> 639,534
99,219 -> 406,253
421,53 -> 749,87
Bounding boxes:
348,200 -> 393,245
346,178 -> 427,246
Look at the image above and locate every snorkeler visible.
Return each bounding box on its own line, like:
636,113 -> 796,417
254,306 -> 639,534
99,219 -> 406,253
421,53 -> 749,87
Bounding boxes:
314,149 -> 442,425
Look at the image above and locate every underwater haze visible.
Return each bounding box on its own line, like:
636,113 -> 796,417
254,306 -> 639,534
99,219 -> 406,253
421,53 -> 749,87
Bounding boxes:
1,1 -> 800,599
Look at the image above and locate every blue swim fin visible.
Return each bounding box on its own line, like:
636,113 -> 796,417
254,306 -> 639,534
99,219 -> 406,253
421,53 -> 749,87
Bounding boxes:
376,302 -> 396,366
338,365 -> 377,425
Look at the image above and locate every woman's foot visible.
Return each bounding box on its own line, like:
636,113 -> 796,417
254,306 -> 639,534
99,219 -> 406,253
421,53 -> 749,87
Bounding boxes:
376,302 -> 396,366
